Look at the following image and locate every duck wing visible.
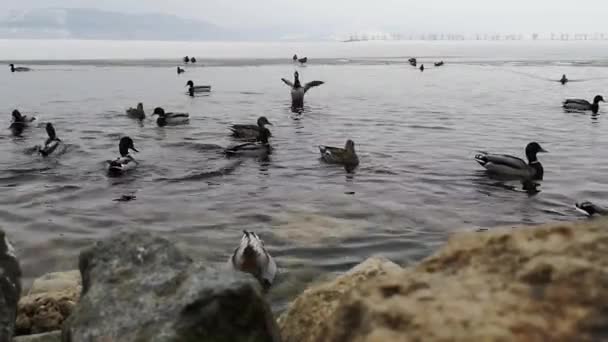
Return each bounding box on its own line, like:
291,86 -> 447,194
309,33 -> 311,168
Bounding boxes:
319,145 -> 347,163
304,81 -> 324,93
563,99 -> 591,109
281,78 -> 294,87
230,124 -> 260,138
475,152 -> 528,169
166,112 -> 189,118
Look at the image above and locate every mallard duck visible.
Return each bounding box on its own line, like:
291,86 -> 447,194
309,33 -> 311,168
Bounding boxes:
281,71 -> 324,108
319,139 -> 360,170
298,57 -> 308,64
186,80 -> 211,96
228,230 -> 277,288
39,123 -> 62,157
475,142 -> 548,180
434,61 -> 444,67
183,56 -> 190,64
229,116 -> 273,141
225,126 -> 271,157
191,57 -> 197,63
560,74 -> 568,85
152,107 -> 189,127
9,64 -> 31,72
177,67 -> 185,74
420,64 -> 425,72
575,201 -> 607,216
126,103 -> 145,120
408,58 -> 417,66
292,54 -> 298,62
9,110 -> 35,136
106,137 -> 139,174
563,95 -> 604,114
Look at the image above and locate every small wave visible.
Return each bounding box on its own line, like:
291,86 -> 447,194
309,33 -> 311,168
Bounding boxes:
408,125 -> 453,130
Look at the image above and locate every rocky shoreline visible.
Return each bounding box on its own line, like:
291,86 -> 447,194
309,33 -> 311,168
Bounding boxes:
2,218 -> 608,341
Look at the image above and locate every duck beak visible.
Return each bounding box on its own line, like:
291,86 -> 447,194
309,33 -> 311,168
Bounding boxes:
131,147 -> 139,153
539,148 -> 548,153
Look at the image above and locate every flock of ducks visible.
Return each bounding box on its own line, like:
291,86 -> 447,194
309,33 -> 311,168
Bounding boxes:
6,55 -> 607,289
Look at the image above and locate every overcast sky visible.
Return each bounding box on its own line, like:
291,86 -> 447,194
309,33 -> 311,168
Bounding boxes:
3,0 -> 607,34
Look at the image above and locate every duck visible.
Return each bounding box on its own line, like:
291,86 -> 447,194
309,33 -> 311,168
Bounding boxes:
560,74 -> 568,85
281,71 -> 324,108
563,95 -> 604,114
319,139 -> 360,171
225,126 -> 271,158
408,58 -> 417,67
126,103 -> 145,120
152,107 -> 189,127
434,61 -> 444,67
420,64 -> 425,72
9,110 -> 36,136
575,201 -> 607,216
183,56 -> 190,64
298,57 -> 308,65
475,142 -> 548,180
228,230 -> 277,289
177,66 -> 185,74
292,54 -> 298,62
186,80 -> 212,96
106,137 -> 139,174
190,57 -> 197,63
38,123 -> 62,157
229,116 -> 273,141
9,64 -> 31,72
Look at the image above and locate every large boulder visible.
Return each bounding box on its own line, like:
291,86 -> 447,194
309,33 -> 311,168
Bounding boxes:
309,219 -> 608,341
62,230 -> 280,342
0,229 -> 22,342
278,257 -> 402,342
16,271 -> 81,335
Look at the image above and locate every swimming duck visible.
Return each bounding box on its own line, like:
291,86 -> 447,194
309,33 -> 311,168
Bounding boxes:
434,61 -> 444,67
38,123 -> 62,157
9,64 -> 31,72
186,80 -> 211,96
229,116 -> 273,141
420,64 -> 425,72
298,57 -> 308,64
563,95 -> 604,114
225,126 -> 271,157
177,67 -> 185,74
9,110 -> 35,136
190,57 -> 197,63
575,201 -> 607,216
126,103 -> 145,120
292,54 -> 298,62
228,230 -> 277,288
183,56 -> 190,64
106,137 -> 139,174
319,139 -> 360,170
475,142 -> 548,180
152,107 -> 189,127
281,71 -> 324,108
560,74 -> 568,85
408,58 -> 417,67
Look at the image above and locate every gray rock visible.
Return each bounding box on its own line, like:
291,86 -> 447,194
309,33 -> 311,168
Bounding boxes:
0,229 -> 21,342
14,331 -> 61,342
62,230 -> 280,342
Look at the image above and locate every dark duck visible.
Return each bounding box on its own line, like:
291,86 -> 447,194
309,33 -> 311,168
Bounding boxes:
152,107 -> 189,127
9,64 -> 30,72
9,110 -> 35,136
560,74 -> 568,85
224,125 -> 272,158
106,137 -> 139,175
38,123 -> 62,157
229,116 -> 273,141
475,142 -> 548,180
563,95 -> 604,114
281,71 -> 324,109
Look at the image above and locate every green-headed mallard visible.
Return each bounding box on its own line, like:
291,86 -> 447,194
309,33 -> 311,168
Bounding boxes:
106,137 -> 139,175
225,126 -> 271,158
563,95 -> 604,114
152,107 -> 189,127
475,142 -> 548,180
229,116 -> 272,141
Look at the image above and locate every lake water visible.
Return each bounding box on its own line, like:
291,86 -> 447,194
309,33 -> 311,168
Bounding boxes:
2,39 -> 608,309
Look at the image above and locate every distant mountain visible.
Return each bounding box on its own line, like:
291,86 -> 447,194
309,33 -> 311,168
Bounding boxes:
0,8 -> 235,40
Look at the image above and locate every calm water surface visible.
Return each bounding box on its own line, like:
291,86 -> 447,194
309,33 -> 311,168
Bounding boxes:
2,40 -> 608,309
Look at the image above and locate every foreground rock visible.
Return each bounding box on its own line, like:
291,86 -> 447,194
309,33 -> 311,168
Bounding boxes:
16,271 -> 81,335
278,257 -> 401,342
0,229 -> 22,342
14,331 -> 61,342
281,219 -> 608,342
62,230 -> 280,342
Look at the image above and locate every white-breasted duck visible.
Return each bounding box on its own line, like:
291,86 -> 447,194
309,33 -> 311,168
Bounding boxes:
39,123 -> 62,157
229,116 -> 273,141
152,107 -> 189,127
9,110 -> 35,136
225,126 -> 271,158
563,95 -> 604,114
281,71 -> 324,108
228,230 -> 277,289
475,142 -> 548,180
126,103 -> 145,120
186,80 -> 211,96
319,139 -> 360,172
106,137 -> 139,174
9,64 -> 31,72
575,201 -> 607,216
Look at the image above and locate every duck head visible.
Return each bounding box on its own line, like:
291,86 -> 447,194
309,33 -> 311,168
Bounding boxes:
46,123 -> 57,140
293,71 -> 301,88
593,95 -> 605,104
9,64 -> 15,72
119,137 -> 139,157
525,142 -> 548,162
186,80 -> 194,88
11,110 -> 22,122
344,139 -> 356,153
152,107 -> 166,117
257,116 -> 272,127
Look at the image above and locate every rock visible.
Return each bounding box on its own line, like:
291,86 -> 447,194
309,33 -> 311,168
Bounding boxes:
62,230 -> 280,342
312,219 -> 608,342
0,229 -> 22,342
16,271 -> 81,335
14,331 -> 61,342
278,257 -> 402,342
